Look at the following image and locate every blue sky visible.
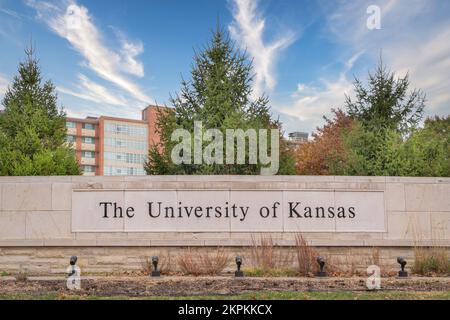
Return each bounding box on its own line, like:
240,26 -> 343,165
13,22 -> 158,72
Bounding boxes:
0,0 -> 449,135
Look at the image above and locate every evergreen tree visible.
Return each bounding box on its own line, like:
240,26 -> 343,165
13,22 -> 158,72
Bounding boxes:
339,116 -> 449,177
402,116 -> 450,176
296,60 -> 448,177
329,59 -> 436,177
0,47 -> 81,176
340,123 -> 409,176
345,59 -> 425,134
145,28 -> 295,175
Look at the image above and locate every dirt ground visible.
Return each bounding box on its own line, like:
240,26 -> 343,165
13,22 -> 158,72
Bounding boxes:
1,276 -> 449,298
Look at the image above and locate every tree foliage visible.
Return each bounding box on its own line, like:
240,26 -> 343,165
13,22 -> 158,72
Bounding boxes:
402,116 -> 450,176
345,59 -> 425,134
295,109 -> 354,175
0,47 -> 80,176
340,124 -> 410,176
145,28 -> 295,175
340,116 -> 450,177
295,59 -> 448,177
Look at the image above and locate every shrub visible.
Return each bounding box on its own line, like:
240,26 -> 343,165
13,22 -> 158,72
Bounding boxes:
249,235 -> 292,272
200,249 -> 230,275
16,272 -> 27,282
413,247 -> 450,275
177,250 -> 200,276
177,248 -> 230,276
294,234 -> 320,276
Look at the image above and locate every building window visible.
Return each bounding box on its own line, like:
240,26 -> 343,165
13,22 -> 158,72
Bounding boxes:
127,153 -> 145,164
116,139 -> 124,148
105,123 -> 147,136
82,123 -> 95,130
82,165 -> 95,173
82,151 -> 95,158
104,152 -> 146,164
66,122 -> 76,129
67,135 -> 76,143
104,138 -> 147,150
82,137 -> 95,144
104,166 -> 145,176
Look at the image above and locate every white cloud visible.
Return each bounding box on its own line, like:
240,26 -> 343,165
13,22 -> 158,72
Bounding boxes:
0,73 -> 9,96
0,4 -> 26,46
280,0 -> 450,134
0,7 -> 23,20
278,49 -> 359,134
58,74 -> 128,107
385,25 -> 450,114
57,74 -> 146,119
64,108 -> 88,119
345,50 -> 365,70
111,27 -> 145,77
0,74 -> 9,110
323,0 -> 450,116
229,0 -> 295,98
25,0 -> 150,104
323,0 -> 402,48
280,70 -> 353,127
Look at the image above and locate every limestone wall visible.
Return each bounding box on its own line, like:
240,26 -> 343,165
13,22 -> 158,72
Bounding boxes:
1,176 -> 449,247
0,176 -> 448,274
0,246 -> 434,275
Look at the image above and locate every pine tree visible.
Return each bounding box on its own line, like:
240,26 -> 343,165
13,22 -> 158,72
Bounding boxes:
345,59 -> 425,134
145,28 -> 295,175
0,47 -> 81,176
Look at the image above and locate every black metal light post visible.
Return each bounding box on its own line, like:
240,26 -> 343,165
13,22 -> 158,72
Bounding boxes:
316,256 -> 327,277
235,256 -> 244,277
151,256 -> 161,277
397,257 -> 408,278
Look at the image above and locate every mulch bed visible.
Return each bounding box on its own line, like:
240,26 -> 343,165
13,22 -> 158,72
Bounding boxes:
1,276 -> 449,297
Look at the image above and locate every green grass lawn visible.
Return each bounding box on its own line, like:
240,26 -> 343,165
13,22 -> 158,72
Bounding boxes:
1,291 -> 449,300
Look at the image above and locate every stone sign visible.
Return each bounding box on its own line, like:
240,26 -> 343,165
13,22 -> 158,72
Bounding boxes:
72,190 -> 386,233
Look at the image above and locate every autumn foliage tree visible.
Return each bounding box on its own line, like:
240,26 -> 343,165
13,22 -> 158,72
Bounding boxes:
295,59 -> 448,177
295,109 -> 354,175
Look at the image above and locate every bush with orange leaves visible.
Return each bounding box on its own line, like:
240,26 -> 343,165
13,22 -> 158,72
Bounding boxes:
295,109 -> 355,175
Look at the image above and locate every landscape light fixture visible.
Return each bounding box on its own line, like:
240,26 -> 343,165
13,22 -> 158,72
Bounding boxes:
151,256 -> 161,277
68,256 -> 77,277
235,256 -> 244,277
397,257 -> 408,278
316,256 -> 327,277
70,255 -> 77,266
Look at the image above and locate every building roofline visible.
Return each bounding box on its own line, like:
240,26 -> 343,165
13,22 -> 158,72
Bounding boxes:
66,117 -> 99,124
99,115 -> 147,124
66,105 -> 169,124
142,104 -> 169,110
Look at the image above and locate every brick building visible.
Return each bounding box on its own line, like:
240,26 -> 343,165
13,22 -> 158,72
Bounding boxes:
66,105 -> 166,176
